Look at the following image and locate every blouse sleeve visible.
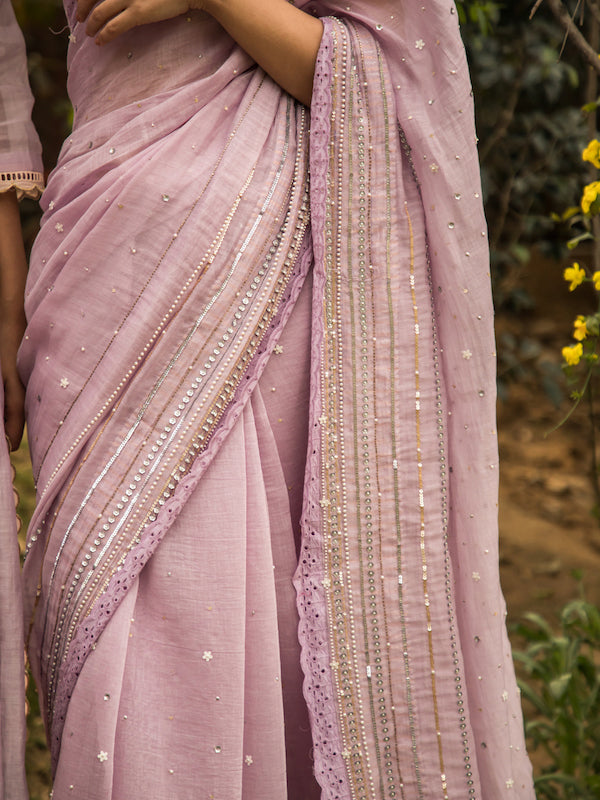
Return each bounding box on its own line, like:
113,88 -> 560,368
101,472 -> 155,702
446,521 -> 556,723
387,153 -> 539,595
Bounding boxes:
0,2 -> 44,199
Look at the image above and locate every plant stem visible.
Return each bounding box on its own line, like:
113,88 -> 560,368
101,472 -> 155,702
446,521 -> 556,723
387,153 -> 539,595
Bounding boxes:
546,366 -> 594,434
587,372 -> 600,508
535,0 -> 600,75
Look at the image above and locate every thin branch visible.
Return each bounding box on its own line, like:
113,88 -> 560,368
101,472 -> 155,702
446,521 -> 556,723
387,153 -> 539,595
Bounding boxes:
530,0 -> 544,18
588,0 -> 600,28
531,0 -> 600,74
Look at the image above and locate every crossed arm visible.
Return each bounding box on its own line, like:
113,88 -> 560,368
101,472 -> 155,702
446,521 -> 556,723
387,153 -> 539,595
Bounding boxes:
76,0 -> 324,107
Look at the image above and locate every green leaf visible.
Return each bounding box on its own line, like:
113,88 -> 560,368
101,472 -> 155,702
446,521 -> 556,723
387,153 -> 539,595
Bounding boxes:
548,673 -> 573,700
567,232 -> 594,250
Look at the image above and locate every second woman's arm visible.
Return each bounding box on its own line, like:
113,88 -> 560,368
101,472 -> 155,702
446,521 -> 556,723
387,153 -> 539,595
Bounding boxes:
77,0 -> 323,106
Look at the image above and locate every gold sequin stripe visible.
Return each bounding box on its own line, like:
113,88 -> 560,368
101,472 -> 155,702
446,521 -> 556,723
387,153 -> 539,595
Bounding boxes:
351,27 -> 407,799
44,111 -> 309,716
396,123 -> 477,798
322,19 -> 372,799
33,77 -> 269,492
345,61 -> 388,799
376,43 -> 425,800
321,19 -> 365,799
404,200 -> 449,798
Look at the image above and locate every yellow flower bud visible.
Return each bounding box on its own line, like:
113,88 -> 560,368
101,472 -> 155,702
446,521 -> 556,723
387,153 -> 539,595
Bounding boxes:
573,315 -> 588,341
562,343 -> 583,365
593,271 -> 600,291
583,139 -> 600,169
581,181 -> 600,215
563,262 -> 586,291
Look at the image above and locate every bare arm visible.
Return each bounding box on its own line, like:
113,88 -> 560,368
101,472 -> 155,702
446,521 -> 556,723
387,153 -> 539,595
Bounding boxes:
76,0 -> 323,106
0,190 -> 27,450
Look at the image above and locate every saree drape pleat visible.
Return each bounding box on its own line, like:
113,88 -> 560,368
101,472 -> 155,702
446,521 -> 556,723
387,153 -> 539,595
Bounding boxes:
11,2 -> 536,798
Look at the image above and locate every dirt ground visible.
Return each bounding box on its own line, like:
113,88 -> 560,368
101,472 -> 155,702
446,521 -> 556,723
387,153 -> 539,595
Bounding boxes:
498,383 -> 600,621
497,255 -> 600,623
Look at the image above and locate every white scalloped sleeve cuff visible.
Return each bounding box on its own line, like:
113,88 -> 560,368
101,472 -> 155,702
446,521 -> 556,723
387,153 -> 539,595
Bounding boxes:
0,170 -> 44,200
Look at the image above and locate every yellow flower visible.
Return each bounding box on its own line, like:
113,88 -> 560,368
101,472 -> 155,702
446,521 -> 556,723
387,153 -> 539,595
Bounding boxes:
562,343 -> 584,365
563,262 -> 586,291
581,181 -> 600,215
593,271 -> 600,290
583,139 -> 600,169
573,315 -> 588,341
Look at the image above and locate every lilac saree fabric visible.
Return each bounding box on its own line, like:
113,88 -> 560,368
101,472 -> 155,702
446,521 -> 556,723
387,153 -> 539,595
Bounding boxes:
14,1 -> 535,798
0,387 -> 28,800
0,4 -> 41,799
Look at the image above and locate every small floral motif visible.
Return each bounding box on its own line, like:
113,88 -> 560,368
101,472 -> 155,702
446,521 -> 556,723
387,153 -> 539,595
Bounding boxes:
321,577 -> 331,588
55,222 -> 64,233
472,571 -> 481,582
563,262 -> 586,291
505,779 -> 514,789
461,349 -> 472,360
319,498 -> 331,508
318,415 -> 327,426
273,344 -> 284,354
562,343 -> 583,366
97,751 -> 108,763
415,39 -> 425,50
60,377 -> 70,389
202,651 -> 213,662
244,755 -> 253,766
501,690 -> 509,702
48,200 -> 55,210
430,163 -> 440,173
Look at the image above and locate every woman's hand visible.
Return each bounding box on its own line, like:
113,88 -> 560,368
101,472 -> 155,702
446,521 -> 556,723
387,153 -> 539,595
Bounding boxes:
0,190 -> 27,452
76,0 -> 197,44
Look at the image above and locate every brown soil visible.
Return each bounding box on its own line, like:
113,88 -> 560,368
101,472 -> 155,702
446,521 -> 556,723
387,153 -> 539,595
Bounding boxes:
497,254 -> 600,623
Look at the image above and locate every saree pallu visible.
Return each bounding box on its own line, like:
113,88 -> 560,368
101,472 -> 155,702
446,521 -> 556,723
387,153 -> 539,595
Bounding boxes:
19,2 -> 535,798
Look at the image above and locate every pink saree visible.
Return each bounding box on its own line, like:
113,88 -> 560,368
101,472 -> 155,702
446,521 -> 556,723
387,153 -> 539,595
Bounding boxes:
0,4 -> 42,799
2,1 -> 535,798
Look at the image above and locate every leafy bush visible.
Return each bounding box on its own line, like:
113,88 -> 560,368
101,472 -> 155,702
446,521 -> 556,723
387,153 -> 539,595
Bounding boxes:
513,594 -> 600,799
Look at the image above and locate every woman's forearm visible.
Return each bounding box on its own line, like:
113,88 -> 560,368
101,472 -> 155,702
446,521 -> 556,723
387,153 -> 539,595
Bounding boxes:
200,0 -> 323,106
77,0 -> 323,106
0,190 -> 27,321
0,189 -> 27,449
